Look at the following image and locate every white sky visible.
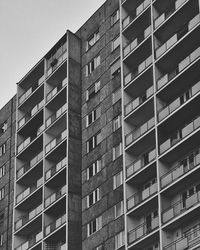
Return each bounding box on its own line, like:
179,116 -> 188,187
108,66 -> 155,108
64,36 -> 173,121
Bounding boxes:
0,0 -> 106,109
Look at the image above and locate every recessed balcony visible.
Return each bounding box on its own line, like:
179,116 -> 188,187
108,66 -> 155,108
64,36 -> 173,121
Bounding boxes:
45,157 -> 67,182
46,77 -> 67,104
159,115 -> 200,155
126,148 -> 156,179
46,104 -> 67,129
44,185 -> 66,209
44,214 -> 66,238
15,231 -> 42,250
128,216 -> 159,245
45,129 -> 67,155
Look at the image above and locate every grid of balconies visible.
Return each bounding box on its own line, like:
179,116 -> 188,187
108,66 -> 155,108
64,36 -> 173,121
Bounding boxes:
121,0 -> 200,248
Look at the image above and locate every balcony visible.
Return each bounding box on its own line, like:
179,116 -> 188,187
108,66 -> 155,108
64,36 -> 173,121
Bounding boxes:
15,231 -> 42,250
124,55 -> 152,86
46,104 -> 67,129
161,150 -> 200,189
127,182 -> 157,210
18,100 -> 44,130
125,117 -> 155,147
16,151 -> 43,179
45,157 -> 67,181
159,115 -> 200,154
164,223 -> 200,250
125,85 -> 153,116
155,14 -> 200,59
16,177 -> 43,204
123,25 -> 151,58
126,148 -> 156,178
128,216 -> 159,245
44,214 -> 66,237
154,0 -> 188,30
44,185 -> 66,209
45,129 -> 67,155
157,46 -> 200,90
46,77 -> 67,103
162,191 -> 200,224
15,204 -> 42,231
122,0 -> 151,29
158,81 -> 200,122
18,75 -> 44,106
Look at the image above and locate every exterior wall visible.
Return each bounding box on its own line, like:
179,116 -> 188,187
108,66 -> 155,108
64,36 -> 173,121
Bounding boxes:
0,96 -> 16,250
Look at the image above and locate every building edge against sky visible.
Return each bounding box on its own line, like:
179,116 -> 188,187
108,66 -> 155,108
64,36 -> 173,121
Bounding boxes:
1,0 -> 200,249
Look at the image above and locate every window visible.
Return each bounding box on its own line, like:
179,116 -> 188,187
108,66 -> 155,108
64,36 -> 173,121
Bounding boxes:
115,201 -> 124,218
111,58 -> 121,77
113,171 -> 123,189
113,143 -> 122,161
112,36 -> 120,51
0,122 -> 7,134
0,143 -> 6,157
87,159 -> 102,180
86,30 -> 100,51
0,187 -> 5,200
87,188 -> 100,207
87,132 -> 101,153
0,213 -> 4,226
115,231 -> 125,249
86,80 -> 100,101
86,106 -> 101,127
95,245 -> 103,250
86,55 -> 100,76
87,216 -> 102,236
0,165 -> 6,179
113,88 -> 121,104
111,9 -> 120,26
0,234 -> 3,246
113,115 -> 122,132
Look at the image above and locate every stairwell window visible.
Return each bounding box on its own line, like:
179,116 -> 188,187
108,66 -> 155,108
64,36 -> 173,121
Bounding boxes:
113,171 -> 123,190
87,188 -> 100,207
0,187 -> 5,201
113,115 -> 122,132
113,143 -> 122,161
86,132 -> 101,153
86,55 -> 100,76
86,80 -> 100,101
0,165 -> 6,179
87,215 -> 102,236
86,30 -> 100,51
115,231 -> 125,249
111,9 -> 120,26
0,143 -> 6,157
87,159 -> 102,180
86,106 -> 101,127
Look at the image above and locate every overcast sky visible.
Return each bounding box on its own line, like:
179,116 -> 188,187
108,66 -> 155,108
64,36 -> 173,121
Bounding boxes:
0,0 -> 106,109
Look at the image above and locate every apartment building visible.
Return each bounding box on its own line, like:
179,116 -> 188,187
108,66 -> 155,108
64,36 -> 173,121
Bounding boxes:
121,0 -> 200,249
0,97 -> 16,250
0,0 -> 199,249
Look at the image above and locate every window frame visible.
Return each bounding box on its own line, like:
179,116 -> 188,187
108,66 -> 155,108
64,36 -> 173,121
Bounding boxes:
113,171 -> 123,190
111,9 -> 120,26
86,30 -> 100,51
87,159 -> 102,180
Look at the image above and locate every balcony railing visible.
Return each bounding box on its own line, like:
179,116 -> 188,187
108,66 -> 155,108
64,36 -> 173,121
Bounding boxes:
157,45 -> 200,90
162,191 -> 200,224
16,177 -> 43,204
128,216 -> 159,244
45,157 -> 67,181
46,104 -> 67,128
126,148 -> 156,178
158,81 -> 200,122
45,129 -> 67,154
125,117 -> 155,146
161,150 -> 200,188
45,185 -> 66,208
18,75 -> 44,106
127,182 -> 157,210
156,14 -> 200,59
45,214 -> 66,237
124,55 -> 152,86
164,223 -> 200,250
46,77 -> 67,103
15,231 -> 43,250
154,0 -> 188,30
123,25 -> 152,58
16,151 -> 43,179
15,204 -> 42,231
159,115 -> 200,154
122,0 -> 151,29
125,85 -> 153,116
